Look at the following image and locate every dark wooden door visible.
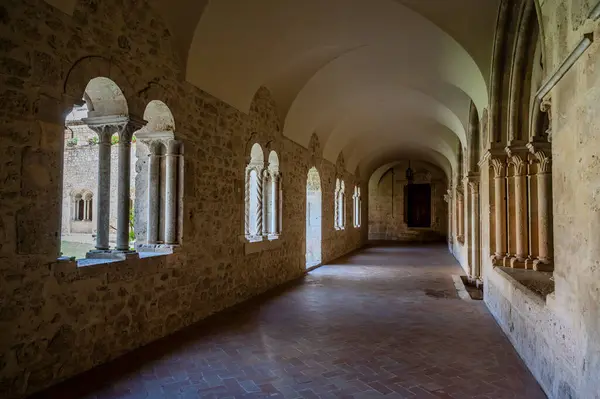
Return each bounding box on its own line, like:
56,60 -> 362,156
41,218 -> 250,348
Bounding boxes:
407,184 -> 431,228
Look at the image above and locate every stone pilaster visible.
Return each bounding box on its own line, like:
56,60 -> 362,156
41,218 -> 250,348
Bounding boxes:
489,154 -> 507,266
467,175 -> 481,279
506,146 -> 529,268
527,142 -> 553,272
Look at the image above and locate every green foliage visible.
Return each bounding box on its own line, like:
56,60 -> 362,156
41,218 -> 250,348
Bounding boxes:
129,204 -> 135,242
111,134 -> 120,145
66,137 -> 78,147
88,136 -> 99,145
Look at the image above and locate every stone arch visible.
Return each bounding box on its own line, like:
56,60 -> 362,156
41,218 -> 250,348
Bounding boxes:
63,56 -> 138,116
489,0 -> 546,145
142,100 -> 176,134
83,77 -> 129,118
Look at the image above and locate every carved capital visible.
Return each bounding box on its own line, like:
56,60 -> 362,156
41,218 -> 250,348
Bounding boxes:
510,154 -> 528,176
534,151 -> 552,174
490,157 -> 506,178
119,117 -> 146,144
468,180 -> 479,195
526,141 -> 552,174
443,193 -> 450,203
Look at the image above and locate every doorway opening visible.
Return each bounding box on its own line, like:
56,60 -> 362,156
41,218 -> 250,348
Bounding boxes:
405,183 -> 432,228
306,167 -> 322,268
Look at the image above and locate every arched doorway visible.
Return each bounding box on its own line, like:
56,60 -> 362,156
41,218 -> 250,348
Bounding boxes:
306,167 -> 322,268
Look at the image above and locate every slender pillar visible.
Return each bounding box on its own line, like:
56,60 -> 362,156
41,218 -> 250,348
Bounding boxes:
532,149 -> 553,271
491,158 -> 507,265
445,188 -> 453,249
164,140 -> 179,244
115,123 -> 136,251
511,155 -> 528,267
147,143 -> 160,244
255,167 -> 263,237
93,127 -> 113,250
84,200 -> 89,221
262,171 -> 270,237
469,179 -> 481,279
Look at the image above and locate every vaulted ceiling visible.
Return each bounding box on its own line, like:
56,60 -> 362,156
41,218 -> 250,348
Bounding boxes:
49,0 -> 500,178
179,0 -> 498,177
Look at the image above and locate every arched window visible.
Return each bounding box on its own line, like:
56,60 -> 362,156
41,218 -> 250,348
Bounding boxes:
135,101 -> 183,251
61,77 -> 138,260
75,193 -> 84,221
335,179 -> 346,230
353,185 -> 361,228
245,143 -> 264,241
265,151 -> 282,238
83,191 -> 93,221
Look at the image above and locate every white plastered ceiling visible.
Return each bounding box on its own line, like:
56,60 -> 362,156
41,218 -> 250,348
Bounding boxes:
173,0 -> 498,177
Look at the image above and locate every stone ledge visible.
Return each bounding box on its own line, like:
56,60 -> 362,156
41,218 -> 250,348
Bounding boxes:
244,237 -> 284,255
52,251 -> 176,283
493,266 -> 554,304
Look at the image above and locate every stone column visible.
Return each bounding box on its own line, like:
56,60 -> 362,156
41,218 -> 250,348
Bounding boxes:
457,190 -> 464,243
86,124 -> 114,251
262,171 -> 270,237
509,153 -> 528,268
444,188 -> 452,249
255,167 -> 263,237
491,158 -> 507,265
529,147 -> 553,271
164,140 -> 179,245
147,142 -> 160,244
115,122 -> 137,251
468,178 -> 481,279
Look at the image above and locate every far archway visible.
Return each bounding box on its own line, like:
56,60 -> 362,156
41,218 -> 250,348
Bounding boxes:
306,167 -> 322,268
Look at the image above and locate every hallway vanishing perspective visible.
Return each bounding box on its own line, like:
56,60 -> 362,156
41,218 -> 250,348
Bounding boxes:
2,0 -> 600,398
33,245 -> 545,399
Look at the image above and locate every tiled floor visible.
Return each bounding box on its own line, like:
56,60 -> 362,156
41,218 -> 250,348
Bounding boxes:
32,245 -> 546,399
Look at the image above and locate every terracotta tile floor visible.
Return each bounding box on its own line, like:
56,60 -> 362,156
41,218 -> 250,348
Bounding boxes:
32,245 -> 546,399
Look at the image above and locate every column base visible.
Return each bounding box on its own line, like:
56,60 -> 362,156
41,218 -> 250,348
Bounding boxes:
502,256 -> 513,267
533,259 -> 554,272
491,255 -> 505,266
509,257 -> 526,269
524,258 -> 535,269
111,250 -> 140,260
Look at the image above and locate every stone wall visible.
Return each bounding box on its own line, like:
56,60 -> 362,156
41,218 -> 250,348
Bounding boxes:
474,1 -> 600,398
0,1 -> 364,397
368,161 -> 447,242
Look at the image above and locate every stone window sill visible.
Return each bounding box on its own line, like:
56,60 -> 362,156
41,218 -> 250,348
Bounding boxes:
56,245 -> 176,268
493,265 -> 555,303
244,237 -> 284,255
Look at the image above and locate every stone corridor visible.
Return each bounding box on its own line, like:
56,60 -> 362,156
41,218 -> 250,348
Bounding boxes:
32,245 -> 545,399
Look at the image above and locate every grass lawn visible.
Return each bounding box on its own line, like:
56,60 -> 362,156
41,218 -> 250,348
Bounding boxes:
60,241 -> 95,260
